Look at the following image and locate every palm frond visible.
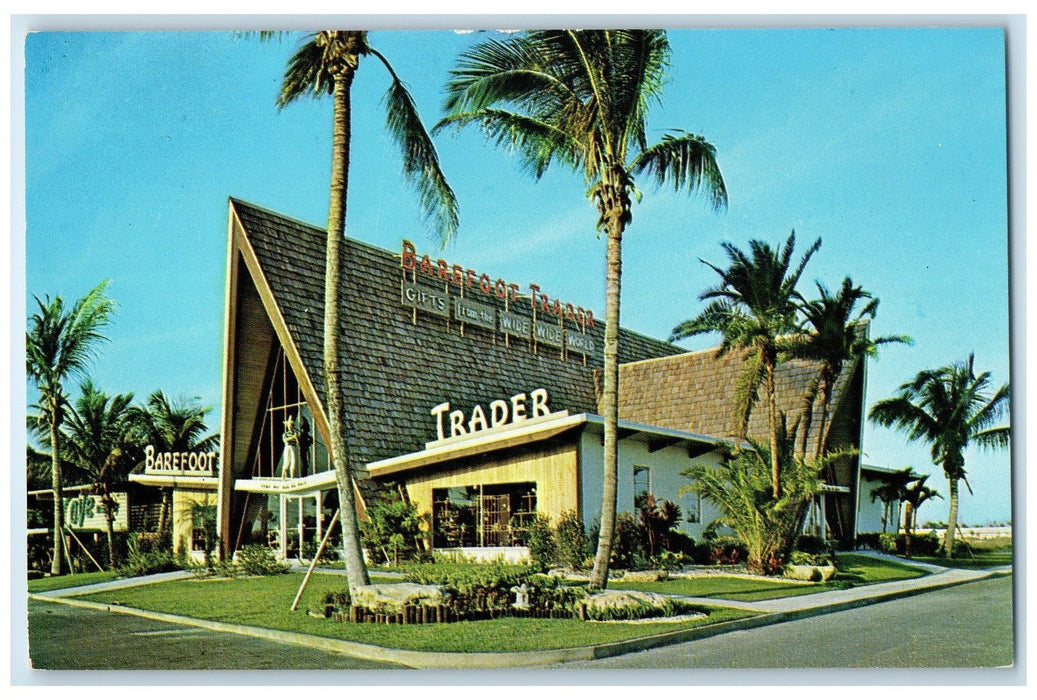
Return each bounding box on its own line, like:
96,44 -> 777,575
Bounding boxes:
276,36 -> 332,107
373,48 -> 459,244
631,130 -> 728,211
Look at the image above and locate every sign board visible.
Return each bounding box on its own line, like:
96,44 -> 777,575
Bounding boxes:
498,310 -> 532,338
453,297 -> 497,330
534,320 -> 563,348
430,388 -> 552,441
402,281 -> 450,318
565,329 -> 597,354
63,492 -> 129,532
144,445 -> 218,477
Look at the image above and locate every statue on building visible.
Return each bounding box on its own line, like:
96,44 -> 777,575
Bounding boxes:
297,415 -> 313,477
282,414 -> 299,479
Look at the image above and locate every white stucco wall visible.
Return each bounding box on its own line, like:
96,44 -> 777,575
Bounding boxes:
857,473 -> 898,533
577,430 -> 724,540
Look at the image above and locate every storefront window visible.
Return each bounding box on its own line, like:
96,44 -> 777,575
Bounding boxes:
432,482 -> 536,548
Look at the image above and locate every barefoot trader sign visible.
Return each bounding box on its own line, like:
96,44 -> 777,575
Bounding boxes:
400,240 -> 598,355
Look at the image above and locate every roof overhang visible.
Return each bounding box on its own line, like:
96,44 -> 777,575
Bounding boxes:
129,473 -> 219,490
366,411 -> 724,480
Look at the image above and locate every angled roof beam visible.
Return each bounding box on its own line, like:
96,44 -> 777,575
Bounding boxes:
647,437 -> 684,453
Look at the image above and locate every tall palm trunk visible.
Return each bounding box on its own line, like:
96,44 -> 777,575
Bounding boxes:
157,488 -> 171,536
944,476 -> 959,558
903,501 -> 914,558
326,66 -> 369,593
589,187 -> 625,591
49,417 -> 65,576
813,373 -> 835,463
764,352 -> 781,499
102,488 -> 117,568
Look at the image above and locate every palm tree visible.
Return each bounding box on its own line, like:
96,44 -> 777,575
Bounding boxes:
62,380 -> 140,567
438,30 -> 726,590
276,31 -> 458,592
797,278 -> 911,460
901,474 -> 941,558
869,354 -> 1010,557
672,232 -> 819,499
869,476 -> 908,534
132,390 -> 218,537
26,281 -> 115,575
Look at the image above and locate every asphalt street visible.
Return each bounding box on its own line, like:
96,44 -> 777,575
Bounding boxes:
546,574 -> 1015,671
24,598 -> 407,671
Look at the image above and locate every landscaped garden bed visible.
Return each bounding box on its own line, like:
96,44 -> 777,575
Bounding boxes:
72,571 -> 750,653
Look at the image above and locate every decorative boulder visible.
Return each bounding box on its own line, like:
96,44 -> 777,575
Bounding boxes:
784,564 -> 837,582
619,570 -> 669,582
586,589 -> 669,611
351,583 -> 446,612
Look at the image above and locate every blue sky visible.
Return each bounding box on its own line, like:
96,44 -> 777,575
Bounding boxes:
20,26 -> 1014,525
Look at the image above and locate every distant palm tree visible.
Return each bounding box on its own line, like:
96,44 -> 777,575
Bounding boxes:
869,474 -> 910,534
26,281 -> 115,575
132,391 -> 218,537
437,30 -> 727,589
901,474 -> 941,557
62,380 -> 140,567
672,232 -> 819,499
796,278 -> 911,460
869,354 -> 1010,557
276,30 -> 458,592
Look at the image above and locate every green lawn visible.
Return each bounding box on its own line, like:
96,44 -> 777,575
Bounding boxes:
911,551 -> 1013,569
74,572 -> 751,653
607,553 -> 928,601
28,570 -> 123,593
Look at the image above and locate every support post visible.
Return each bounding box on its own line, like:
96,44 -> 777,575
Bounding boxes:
291,509 -> 340,611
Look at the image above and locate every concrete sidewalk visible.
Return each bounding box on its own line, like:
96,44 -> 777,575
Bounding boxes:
29,555 -> 1009,668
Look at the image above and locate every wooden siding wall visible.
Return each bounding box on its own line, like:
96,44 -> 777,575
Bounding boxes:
173,489 -> 218,555
403,442 -> 580,525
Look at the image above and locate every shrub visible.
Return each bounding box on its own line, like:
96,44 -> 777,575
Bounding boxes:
360,497 -> 426,566
582,594 -> 703,622
795,535 -> 833,556
117,533 -> 185,577
788,550 -> 833,566
708,537 -> 746,566
237,544 -> 291,575
555,510 -> 588,570
611,512 -> 647,570
525,514 -> 556,572
878,533 -> 898,554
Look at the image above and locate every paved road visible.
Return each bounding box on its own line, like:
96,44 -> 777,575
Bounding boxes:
547,574 -> 1015,670
25,598 -> 407,671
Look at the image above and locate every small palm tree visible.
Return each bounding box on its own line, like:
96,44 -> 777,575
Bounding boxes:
61,380 -> 140,567
869,354 -> 1010,557
438,29 -> 726,590
672,232 -> 819,499
132,391 -> 218,537
275,30 -> 458,592
26,281 -> 115,575
797,278 -> 911,460
869,472 -> 911,534
901,475 -> 941,558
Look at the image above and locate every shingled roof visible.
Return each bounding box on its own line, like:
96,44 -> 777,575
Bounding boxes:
228,198 -> 683,473
618,346 -> 863,456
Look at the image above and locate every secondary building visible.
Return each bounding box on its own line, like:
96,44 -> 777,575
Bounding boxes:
142,198 -> 869,562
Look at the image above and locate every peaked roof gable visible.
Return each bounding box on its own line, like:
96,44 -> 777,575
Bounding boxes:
226,198 -> 684,471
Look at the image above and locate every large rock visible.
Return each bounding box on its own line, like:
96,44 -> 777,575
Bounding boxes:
351,583 -> 446,611
584,589 -> 670,613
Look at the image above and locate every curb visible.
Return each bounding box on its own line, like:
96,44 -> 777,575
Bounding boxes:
28,567 -> 1000,669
